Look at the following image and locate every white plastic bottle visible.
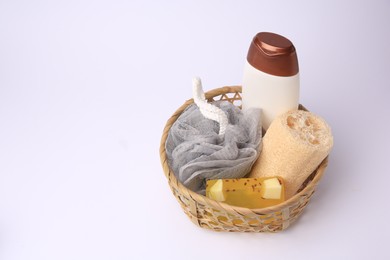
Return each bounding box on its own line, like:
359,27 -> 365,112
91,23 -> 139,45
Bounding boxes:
242,32 -> 300,130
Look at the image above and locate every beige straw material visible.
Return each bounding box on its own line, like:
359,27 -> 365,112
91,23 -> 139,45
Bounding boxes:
159,86 -> 329,232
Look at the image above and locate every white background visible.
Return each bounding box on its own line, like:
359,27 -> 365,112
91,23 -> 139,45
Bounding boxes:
1,0 -> 389,259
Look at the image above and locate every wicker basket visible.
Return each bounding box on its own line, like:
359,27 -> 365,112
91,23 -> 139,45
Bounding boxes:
159,86 -> 328,232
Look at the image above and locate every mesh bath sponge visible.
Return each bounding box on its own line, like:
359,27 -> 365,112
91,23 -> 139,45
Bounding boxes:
165,78 -> 262,194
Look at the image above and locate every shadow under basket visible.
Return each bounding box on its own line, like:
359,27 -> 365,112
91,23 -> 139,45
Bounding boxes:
159,86 -> 328,232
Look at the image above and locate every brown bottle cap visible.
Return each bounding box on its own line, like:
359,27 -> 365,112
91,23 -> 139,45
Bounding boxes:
247,32 -> 299,76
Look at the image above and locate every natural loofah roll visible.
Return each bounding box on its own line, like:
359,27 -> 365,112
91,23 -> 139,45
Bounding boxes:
249,109 -> 333,199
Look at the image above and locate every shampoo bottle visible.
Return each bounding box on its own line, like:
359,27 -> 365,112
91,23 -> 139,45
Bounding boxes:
242,32 -> 300,130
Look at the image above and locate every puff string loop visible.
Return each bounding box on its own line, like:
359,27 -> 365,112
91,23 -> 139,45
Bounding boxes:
192,77 -> 228,136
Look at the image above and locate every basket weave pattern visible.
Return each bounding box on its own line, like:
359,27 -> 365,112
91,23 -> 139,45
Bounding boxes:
160,86 -> 328,232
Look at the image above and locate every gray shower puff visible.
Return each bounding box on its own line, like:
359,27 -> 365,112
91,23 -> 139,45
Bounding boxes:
165,101 -> 262,194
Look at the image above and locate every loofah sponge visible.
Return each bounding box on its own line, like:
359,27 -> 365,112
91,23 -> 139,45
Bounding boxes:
249,109 -> 333,199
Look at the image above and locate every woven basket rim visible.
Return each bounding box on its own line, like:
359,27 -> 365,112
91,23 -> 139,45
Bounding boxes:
159,85 -> 327,215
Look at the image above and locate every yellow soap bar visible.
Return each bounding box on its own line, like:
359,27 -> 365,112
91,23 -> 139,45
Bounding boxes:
206,177 -> 285,209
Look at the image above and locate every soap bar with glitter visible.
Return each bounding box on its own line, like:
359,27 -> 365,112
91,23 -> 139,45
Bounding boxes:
206,177 -> 285,209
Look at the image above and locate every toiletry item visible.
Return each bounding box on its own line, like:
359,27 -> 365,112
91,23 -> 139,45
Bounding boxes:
249,110 -> 333,199
242,32 -> 300,129
165,79 -> 263,194
206,177 -> 285,208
